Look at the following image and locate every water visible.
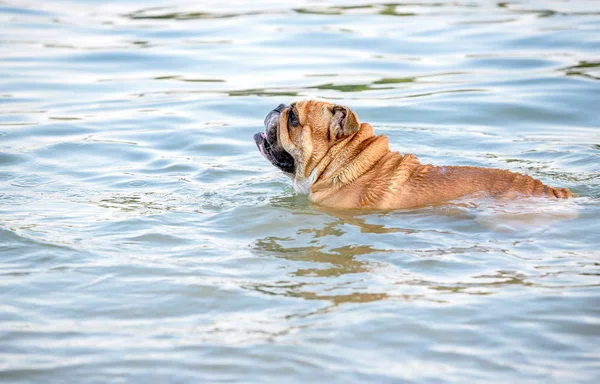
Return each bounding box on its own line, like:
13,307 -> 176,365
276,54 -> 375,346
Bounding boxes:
1,0 -> 600,382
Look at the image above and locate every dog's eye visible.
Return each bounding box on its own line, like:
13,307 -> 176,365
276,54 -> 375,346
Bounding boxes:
288,108 -> 300,127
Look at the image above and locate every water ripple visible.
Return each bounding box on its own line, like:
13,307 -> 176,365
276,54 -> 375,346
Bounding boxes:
1,0 -> 600,382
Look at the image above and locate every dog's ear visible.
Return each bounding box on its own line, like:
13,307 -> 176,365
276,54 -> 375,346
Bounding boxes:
330,105 -> 360,140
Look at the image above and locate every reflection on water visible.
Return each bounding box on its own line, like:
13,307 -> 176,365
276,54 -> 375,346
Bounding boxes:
1,0 -> 600,382
250,196 -> 595,307
126,4 -> 420,20
562,60 -> 600,81
252,233 -> 390,304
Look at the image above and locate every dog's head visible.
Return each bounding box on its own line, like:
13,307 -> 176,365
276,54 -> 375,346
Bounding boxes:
254,99 -> 360,192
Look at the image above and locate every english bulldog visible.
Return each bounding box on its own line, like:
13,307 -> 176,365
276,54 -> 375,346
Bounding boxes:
254,99 -> 573,209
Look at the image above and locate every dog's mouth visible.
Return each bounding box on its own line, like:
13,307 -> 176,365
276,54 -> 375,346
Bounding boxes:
253,104 -> 296,174
253,131 -> 295,174
253,131 -> 274,162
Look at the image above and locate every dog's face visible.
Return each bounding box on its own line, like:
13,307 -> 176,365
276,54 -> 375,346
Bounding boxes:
254,99 -> 360,190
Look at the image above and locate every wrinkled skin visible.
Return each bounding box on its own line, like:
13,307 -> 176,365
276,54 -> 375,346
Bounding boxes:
254,99 -> 573,209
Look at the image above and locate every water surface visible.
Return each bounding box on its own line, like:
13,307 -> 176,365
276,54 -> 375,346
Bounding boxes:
1,0 -> 600,382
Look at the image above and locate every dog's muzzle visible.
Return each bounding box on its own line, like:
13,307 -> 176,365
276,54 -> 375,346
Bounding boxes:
253,104 -> 295,174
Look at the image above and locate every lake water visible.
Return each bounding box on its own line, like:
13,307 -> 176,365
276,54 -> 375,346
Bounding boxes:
1,0 -> 600,382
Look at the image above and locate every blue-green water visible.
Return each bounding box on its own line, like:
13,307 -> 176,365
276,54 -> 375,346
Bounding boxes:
1,1 -> 600,382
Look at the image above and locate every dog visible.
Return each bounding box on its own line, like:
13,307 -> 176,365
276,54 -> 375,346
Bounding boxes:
254,99 -> 573,209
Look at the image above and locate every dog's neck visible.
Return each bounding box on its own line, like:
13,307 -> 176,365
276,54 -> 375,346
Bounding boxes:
297,123 -> 420,196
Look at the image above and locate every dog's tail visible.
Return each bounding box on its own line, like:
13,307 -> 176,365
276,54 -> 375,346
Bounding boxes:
546,185 -> 574,199
500,171 -> 574,199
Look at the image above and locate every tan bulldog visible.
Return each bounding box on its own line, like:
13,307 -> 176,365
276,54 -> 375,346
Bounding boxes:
253,99 -> 573,209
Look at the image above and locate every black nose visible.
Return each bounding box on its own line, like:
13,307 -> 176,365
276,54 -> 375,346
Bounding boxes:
274,103 -> 286,112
